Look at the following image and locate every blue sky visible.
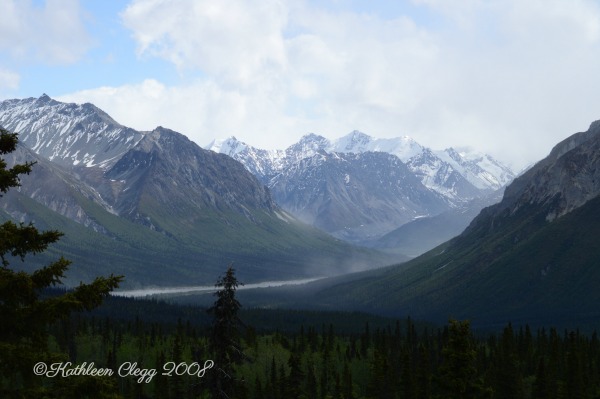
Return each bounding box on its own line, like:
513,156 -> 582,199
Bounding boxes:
2,0 -> 600,169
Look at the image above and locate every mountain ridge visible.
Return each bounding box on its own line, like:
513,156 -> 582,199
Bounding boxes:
208,131 -> 515,244
0,95 -> 397,286
288,119 -> 600,328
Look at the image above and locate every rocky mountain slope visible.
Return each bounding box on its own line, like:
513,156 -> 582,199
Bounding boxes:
269,150 -> 449,241
298,119 -> 600,328
372,190 -> 504,257
0,95 -> 395,286
208,131 -> 514,244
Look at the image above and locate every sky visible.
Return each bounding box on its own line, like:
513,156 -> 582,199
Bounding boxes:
2,1 -> 600,169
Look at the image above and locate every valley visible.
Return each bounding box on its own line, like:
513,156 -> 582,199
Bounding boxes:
2,94 -> 600,330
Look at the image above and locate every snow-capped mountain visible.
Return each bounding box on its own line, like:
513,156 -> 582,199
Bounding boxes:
0,94 -> 144,169
405,148 -> 482,201
1,95 -> 393,284
329,131 -> 514,196
209,131 -> 515,203
207,131 -> 514,244
436,147 -> 515,191
306,119 -> 600,326
330,130 -> 425,162
205,136 -> 285,182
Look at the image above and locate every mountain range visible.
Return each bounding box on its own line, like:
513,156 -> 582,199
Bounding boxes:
3,94 -> 598,329
208,131 -> 515,245
266,119 -> 600,328
0,95 -> 395,287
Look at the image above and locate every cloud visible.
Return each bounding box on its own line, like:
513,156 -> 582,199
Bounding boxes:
58,78 -> 302,150
408,0 -> 600,166
61,0 -> 600,169
121,0 -> 288,86
108,1 -> 446,150
0,0 -> 92,64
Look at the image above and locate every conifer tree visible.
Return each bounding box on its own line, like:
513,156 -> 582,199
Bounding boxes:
437,319 -> 490,399
494,323 -> 524,398
0,128 -> 123,397
207,265 -> 244,398
532,357 -> 549,399
287,352 -> 305,398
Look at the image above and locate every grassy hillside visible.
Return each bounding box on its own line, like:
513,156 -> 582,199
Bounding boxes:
304,195 -> 600,329
1,188 -> 397,288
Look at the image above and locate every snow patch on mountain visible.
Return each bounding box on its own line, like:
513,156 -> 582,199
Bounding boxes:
206,136 -> 285,182
207,131 -> 515,205
0,94 -> 145,169
330,130 -> 424,162
435,147 -> 515,191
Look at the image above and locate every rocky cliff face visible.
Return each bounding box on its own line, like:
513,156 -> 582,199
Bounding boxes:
269,151 -> 449,242
2,144 -> 112,233
475,120 -> 600,225
103,127 -> 277,228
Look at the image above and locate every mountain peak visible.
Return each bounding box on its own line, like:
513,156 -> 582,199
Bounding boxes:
35,93 -> 55,105
0,96 -> 143,169
286,134 -> 330,158
349,129 -> 370,138
334,130 -> 373,152
330,131 -> 423,163
206,136 -> 249,156
298,133 -> 329,143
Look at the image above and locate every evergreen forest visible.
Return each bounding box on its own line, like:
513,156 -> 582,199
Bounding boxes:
14,295 -> 600,399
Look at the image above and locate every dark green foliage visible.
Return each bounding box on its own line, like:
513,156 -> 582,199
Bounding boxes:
16,287 -> 600,399
0,130 -> 123,397
310,187 -> 600,331
0,128 -> 34,194
438,320 -> 480,398
493,323 -> 524,398
208,266 -> 245,398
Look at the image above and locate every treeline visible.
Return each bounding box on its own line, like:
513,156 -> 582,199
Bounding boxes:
46,310 -> 600,399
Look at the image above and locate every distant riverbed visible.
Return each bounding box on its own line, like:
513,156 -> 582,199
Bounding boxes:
112,277 -> 323,298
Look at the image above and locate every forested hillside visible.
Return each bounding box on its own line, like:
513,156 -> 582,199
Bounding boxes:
36,294 -> 600,399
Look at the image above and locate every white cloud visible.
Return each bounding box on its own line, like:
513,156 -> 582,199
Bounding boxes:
121,0 -> 288,87
113,1 -> 445,148
411,0 -> 600,166
59,0 -> 600,169
58,78 -> 302,150
0,0 -> 92,64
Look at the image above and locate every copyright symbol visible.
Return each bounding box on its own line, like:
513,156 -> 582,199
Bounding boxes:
33,362 -> 47,376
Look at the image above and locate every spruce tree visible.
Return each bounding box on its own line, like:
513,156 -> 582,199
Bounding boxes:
494,323 -> 524,398
0,128 -> 123,397
207,265 -> 244,398
437,319 -> 490,399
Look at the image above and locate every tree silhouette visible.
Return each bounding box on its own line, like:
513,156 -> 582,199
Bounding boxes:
0,128 -> 123,397
207,265 -> 244,398
437,319 -> 491,399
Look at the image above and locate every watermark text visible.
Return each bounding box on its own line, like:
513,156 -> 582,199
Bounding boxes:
33,360 -> 214,384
